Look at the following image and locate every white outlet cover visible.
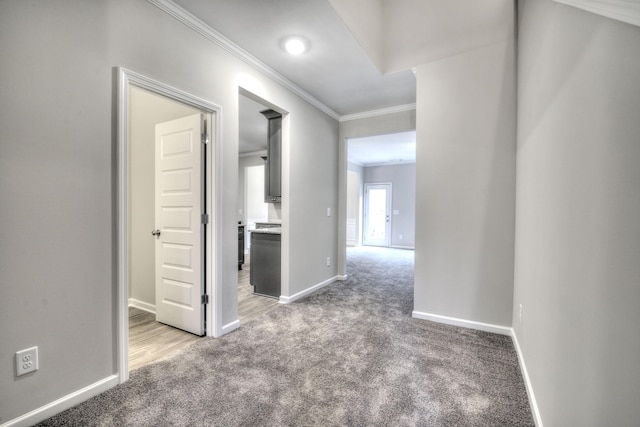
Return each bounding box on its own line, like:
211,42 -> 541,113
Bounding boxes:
16,346 -> 38,376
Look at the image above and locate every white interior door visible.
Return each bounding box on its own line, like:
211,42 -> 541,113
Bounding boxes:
363,183 -> 392,247
154,113 -> 204,336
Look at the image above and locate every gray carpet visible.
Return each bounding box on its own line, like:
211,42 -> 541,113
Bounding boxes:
38,247 -> 533,426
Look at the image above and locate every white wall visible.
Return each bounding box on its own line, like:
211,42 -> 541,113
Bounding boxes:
346,167 -> 362,246
363,163 -> 416,248
413,37 -> 517,328
514,1 -> 640,425
129,86 -> 200,308
0,0 -> 338,422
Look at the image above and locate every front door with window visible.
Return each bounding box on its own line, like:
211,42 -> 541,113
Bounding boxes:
363,183 -> 392,247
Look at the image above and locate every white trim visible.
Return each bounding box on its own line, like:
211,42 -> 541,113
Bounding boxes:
339,103 -> 416,122
511,330 -> 544,427
128,298 -> 156,314
0,375 -> 119,427
221,319 -> 241,334
411,310 -> 512,336
239,149 -> 267,158
116,67 -> 130,384
336,274 -> 348,281
146,0 -> 340,121
279,276 -> 339,304
390,245 -> 415,250
362,160 -> 416,167
554,0 -> 640,27
117,67 -> 224,385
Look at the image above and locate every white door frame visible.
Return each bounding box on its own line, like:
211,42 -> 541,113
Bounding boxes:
116,67 -> 223,383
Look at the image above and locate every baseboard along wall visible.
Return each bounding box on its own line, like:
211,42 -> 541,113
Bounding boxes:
412,310 -> 543,426
128,298 -> 155,314
511,330 -> 544,427
1,375 -> 119,427
411,310 -> 512,336
279,275 -> 341,304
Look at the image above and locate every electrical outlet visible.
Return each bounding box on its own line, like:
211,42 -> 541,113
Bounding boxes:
519,304 -> 523,323
16,346 -> 38,376
326,207 -> 331,217
399,234 -> 403,240
326,256 -> 331,267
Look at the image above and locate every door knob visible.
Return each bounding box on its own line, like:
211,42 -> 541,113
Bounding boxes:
151,229 -> 161,237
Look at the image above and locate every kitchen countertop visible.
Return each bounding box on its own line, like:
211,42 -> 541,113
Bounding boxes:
250,227 -> 282,235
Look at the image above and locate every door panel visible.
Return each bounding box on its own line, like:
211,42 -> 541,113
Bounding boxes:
363,183 -> 392,247
155,113 -> 204,336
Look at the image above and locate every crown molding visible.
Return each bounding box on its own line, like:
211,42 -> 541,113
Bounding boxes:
554,0 -> 640,27
147,0 -> 340,120
339,103 -> 416,122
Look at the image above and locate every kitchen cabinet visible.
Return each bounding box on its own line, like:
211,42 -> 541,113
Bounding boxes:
250,230 -> 281,298
260,109 -> 282,203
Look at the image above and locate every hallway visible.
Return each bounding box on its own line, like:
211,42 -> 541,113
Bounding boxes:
39,247 -> 532,426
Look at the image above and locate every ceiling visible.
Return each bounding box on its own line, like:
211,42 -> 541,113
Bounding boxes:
170,0 -> 417,163
163,0 -> 513,165
172,0 -> 416,118
348,131 -> 416,167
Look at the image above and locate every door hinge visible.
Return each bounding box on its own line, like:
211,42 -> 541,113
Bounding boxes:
201,213 -> 209,224
201,294 -> 209,304
201,133 -> 209,145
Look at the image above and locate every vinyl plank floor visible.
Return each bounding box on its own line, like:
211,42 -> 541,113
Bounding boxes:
238,256 -> 280,324
128,308 -> 200,371
128,256 -> 280,370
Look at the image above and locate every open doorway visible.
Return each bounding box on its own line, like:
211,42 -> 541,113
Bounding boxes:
127,87 -> 206,370
343,130 -> 416,301
347,131 -> 416,251
117,68 -> 221,382
237,91 -> 281,324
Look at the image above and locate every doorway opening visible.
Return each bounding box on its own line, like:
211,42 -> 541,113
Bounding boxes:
346,131 -> 416,252
343,129 -> 416,306
116,68 -> 222,383
237,91 -> 282,323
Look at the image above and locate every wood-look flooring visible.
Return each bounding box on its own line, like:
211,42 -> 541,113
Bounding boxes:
238,255 -> 281,324
128,307 -> 200,371
129,256 -> 280,371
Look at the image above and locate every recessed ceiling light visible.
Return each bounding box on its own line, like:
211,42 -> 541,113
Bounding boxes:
283,37 -> 308,55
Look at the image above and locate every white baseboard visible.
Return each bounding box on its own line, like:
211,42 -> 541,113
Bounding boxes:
1,375 -> 119,427
390,245 -> 415,250
221,319 -> 240,335
279,275 -> 339,304
511,330 -> 544,427
411,310 -> 542,425
411,310 -> 512,336
128,298 -> 155,314
336,274 -> 348,281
